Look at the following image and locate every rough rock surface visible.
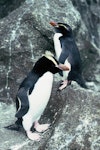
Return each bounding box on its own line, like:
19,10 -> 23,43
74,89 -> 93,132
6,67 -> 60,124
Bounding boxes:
0,0 -> 100,101
45,84 -> 100,150
0,0 -> 100,149
0,83 -> 100,149
0,0 -> 25,19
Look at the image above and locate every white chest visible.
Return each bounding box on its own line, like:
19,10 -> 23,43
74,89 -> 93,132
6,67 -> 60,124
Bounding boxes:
23,72 -> 53,122
53,33 -> 63,59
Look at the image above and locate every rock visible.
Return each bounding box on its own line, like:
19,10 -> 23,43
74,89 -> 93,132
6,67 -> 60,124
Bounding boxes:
0,81 -> 67,149
0,0 -> 100,149
0,82 -> 100,149
0,0 -> 25,19
45,84 -> 100,150
71,0 -> 100,91
0,0 -> 100,101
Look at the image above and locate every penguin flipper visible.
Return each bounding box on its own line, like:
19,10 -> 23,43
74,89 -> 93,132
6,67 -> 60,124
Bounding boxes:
59,51 -> 69,64
58,51 -> 69,77
15,87 -> 29,118
58,40 -> 69,64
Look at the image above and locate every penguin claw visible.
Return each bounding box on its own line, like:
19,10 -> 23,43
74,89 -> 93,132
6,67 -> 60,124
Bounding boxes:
59,80 -> 68,90
26,131 -> 40,141
59,84 -> 67,90
59,80 -> 71,90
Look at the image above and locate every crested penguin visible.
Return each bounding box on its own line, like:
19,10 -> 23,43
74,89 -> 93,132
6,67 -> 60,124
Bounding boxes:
50,21 -> 87,90
6,52 -> 68,141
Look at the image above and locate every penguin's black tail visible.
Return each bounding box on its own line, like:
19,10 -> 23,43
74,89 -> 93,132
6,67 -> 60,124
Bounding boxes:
5,124 -> 23,131
4,124 -> 22,131
4,124 -> 19,131
76,75 -> 88,89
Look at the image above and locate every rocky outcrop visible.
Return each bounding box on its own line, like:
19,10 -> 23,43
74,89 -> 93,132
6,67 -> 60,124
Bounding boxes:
72,0 -> 100,91
0,0 -> 25,19
45,84 -> 100,150
0,0 -> 100,149
0,83 -> 100,149
0,0 -> 100,101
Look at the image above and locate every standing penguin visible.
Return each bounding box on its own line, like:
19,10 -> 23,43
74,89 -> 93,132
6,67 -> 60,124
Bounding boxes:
6,52 -> 68,141
50,21 -> 87,90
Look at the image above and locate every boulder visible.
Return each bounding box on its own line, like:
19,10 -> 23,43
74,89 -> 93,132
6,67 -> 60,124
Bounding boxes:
45,84 -> 100,150
0,0 -> 100,149
0,83 -> 100,149
0,0 -> 100,101
0,0 -> 25,19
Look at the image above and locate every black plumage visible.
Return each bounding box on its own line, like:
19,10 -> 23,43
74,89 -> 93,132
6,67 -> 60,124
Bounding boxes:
5,53 -> 67,140
50,21 -> 87,89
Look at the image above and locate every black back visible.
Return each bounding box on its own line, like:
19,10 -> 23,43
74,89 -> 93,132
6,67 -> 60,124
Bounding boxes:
15,56 -> 61,119
54,22 -> 87,88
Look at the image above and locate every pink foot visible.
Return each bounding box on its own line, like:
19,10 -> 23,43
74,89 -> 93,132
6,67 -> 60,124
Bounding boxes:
26,131 -> 40,141
34,122 -> 50,133
59,80 -> 68,90
59,80 -> 71,90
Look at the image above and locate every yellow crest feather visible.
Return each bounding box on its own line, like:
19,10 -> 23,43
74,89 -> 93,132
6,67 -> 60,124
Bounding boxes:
43,51 -> 58,66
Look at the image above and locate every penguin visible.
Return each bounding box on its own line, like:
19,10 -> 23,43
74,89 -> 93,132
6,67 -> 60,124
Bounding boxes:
5,51 -> 69,141
50,21 -> 87,90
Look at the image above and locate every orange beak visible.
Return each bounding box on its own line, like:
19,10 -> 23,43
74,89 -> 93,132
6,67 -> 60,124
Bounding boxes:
50,21 -> 58,27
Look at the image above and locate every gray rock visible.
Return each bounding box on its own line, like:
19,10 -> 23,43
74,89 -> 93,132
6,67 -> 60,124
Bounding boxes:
45,85 -> 100,150
0,0 -> 100,149
0,0 -> 25,19
0,83 -> 100,149
72,0 -> 100,91
0,0 -> 100,101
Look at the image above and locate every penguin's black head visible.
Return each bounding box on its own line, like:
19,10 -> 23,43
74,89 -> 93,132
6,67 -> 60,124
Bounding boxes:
50,21 -> 72,36
33,52 -> 69,75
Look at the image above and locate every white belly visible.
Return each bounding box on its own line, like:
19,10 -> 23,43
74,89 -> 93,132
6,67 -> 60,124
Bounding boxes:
23,72 -> 53,124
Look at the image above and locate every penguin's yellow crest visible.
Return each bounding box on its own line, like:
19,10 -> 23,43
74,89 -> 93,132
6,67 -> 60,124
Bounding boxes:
43,51 -> 58,66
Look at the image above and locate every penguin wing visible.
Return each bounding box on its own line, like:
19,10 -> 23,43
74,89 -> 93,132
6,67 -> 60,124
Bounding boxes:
15,87 -> 29,118
59,50 -> 69,64
58,38 -> 69,63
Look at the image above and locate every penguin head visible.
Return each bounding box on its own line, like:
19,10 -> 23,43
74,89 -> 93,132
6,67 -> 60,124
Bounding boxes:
50,21 -> 72,36
33,51 -> 69,75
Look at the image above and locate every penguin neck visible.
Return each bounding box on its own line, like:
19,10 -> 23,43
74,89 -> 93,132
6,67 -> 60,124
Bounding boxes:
53,33 -> 63,59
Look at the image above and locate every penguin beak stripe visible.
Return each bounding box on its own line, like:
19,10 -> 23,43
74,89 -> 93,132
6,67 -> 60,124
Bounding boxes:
50,21 -> 59,27
58,64 -> 69,71
50,21 -> 68,30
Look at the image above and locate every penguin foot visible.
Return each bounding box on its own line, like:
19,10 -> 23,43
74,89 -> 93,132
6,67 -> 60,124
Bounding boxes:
59,80 -> 71,90
34,122 -> 50,133
59,80 -> 68,90
26,131 -> 40,141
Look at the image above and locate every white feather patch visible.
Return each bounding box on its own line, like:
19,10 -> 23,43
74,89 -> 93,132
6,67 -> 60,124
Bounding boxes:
22,72 -> 53,131
44,51 -> 58,66
53,33 -> 63,59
